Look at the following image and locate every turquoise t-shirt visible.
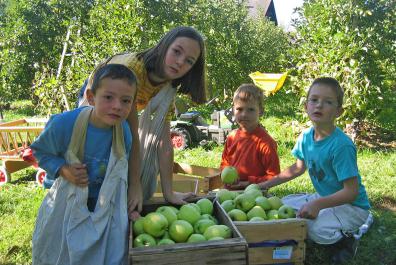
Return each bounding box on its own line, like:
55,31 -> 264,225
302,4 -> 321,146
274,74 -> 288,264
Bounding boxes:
292,127 -> 370,210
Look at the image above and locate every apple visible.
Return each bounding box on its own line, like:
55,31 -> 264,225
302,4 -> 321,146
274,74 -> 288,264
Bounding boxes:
278,205 -> 296,219
161,231 -> 171,239
168,205 -> 179,215
133,233 -> 157,247
200,214 -> 219,224
143,212 -> 168,237
196,198 -> 213,215
267,209 -> 279,220
156,206 -> 177,225
247,206 -> 267,220
221,166 -> 239,184
244,188 -> 263,199
221,199 -> 236,213
208,236 -> 224,241
268,196 -> 283,210
244,183 -> 261,192
234,193 -> 256,212
178,204 -> 201,225
255,196 -> 272,211
188,203 -> 202,215
133,217 -> 145,236
204,225 -> 232,240
249,216 -> 265,222
228,209 -> 248,221
194,219 -> 216,234
187,233 -> 207,243
169,220 -> 194,243
157,238 -> 175,245
216,189 -> 236,204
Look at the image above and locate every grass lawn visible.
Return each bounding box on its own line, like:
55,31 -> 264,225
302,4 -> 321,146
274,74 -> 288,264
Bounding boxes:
1,99 -> 395,264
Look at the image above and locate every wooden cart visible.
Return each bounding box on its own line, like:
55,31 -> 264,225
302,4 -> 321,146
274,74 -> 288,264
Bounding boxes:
0,118 -> 47,185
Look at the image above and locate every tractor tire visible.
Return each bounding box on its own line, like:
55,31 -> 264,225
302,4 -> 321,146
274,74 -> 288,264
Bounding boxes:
35,168 -> 47,186
170,127 -> 191,150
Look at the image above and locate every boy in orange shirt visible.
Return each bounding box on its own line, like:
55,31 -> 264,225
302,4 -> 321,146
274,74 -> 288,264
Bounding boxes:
220,84 -> 280,189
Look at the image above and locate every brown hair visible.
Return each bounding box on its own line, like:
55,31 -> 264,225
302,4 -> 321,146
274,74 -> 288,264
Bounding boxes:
308,77 -> 344,107
233,84 -> 264,115
137,26 -> 207,104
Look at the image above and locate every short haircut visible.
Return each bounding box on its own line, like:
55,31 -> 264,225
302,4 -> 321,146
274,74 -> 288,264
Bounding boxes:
308,77 -> 344,107
90,64 -> 137,94
233,84 -> 264,114
137,26 -> 207,104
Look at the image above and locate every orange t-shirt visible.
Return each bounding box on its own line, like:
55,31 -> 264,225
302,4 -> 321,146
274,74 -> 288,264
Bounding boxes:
220,126 -> 280,183
108,53 -> 174,121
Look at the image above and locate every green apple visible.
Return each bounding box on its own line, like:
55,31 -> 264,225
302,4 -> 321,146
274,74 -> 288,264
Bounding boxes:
200,214 -> 219,224
169,220 -> 194,243
157,238 -> 175,245
221,166 -> 239,184
247,206 -> 267,220
249,216 -> 265,222
255,196 -> 272,211
234,193 -> 256,212
203,225 -> 232,240
221,199 -> 236,213
188,203 -> 202,215
208,236 -> 224,241
156,206 -> 177,225
228,209 -> 248,221
178,204 -> 201,225
268,196 -> 283,210
244,188 -> 263,199
168,205 -> 179,215
278,205 -> 296,219
133,233 -> 157,247
133,216 -> 145,236
187,233 -> 207,243
244,183 -> 261,192
143,212 -> 168,237
216,189 -> 236,204
196,198 -> 213,215
161,230 -> 171,239
194,219 -> 216,234
267,209 -> 279,220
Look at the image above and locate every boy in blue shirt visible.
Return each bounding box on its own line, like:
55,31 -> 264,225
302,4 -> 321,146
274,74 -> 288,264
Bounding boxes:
260,77 -> 371,264
31,64 -> 136,264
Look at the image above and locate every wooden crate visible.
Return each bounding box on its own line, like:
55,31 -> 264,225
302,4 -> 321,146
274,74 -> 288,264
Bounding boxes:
154,162 -> 222,196
234,218 -> 307,265
129,200 -> 248,265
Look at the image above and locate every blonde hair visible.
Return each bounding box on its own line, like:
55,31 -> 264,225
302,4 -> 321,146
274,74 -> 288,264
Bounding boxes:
233,84 -> 264,115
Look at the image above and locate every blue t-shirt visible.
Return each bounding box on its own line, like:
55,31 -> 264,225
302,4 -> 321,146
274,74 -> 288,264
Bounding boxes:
31,107 -> 132,199
292,127 -> 370,210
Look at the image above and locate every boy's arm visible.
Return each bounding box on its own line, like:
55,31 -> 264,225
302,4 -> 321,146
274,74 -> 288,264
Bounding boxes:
259,158 -> 306,190
298,177 -> 359,219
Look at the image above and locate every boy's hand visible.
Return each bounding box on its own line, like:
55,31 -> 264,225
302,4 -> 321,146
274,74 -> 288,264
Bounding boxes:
225,180 -> 249,190
297,201 -> 320,219
59,163 -> 89,187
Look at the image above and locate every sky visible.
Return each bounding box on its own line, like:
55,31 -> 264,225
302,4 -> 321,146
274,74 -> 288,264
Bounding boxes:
273,0 -> 304,31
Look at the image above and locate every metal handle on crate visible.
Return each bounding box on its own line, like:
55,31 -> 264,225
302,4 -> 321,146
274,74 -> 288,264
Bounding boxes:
248,239 -> 298,248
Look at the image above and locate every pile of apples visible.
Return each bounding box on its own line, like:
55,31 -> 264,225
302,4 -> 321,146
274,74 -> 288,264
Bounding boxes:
133,198 -> 232,247
217,184 -> 296,222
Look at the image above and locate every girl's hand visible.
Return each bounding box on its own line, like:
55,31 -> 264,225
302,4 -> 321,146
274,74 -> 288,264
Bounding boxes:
127,182 -> 143,214
297,201 -> 320,219
59,163 -> 88,187
129,210 -> 141,221
165,191 -> 196,205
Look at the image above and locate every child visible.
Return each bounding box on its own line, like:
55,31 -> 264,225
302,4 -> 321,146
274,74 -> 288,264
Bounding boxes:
31,64 -> 136,264
260,77 -> 372,264
220,84 -> 280,190
79,26 -> 207,210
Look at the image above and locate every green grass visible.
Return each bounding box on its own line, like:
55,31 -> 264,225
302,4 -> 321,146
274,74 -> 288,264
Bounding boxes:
1,102 -> 395,265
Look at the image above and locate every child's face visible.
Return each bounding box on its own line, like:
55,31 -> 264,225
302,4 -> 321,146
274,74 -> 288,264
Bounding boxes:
233,99 -> 261,132
87,77 -> 136,128
163,37 -> 201,80
305,84 -> 343,127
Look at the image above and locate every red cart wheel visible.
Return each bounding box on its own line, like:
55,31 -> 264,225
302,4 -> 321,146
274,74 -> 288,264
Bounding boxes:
36,168 -> 47,186
0,167 -> 9,186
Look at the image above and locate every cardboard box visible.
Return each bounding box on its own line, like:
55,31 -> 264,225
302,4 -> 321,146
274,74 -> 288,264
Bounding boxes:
154,162 -> 222,196
129,199 -> 248,265
234,218 -> 307,265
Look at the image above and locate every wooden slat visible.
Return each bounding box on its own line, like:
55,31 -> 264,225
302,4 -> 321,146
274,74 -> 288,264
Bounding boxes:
248,241 -> 305,265
0,119 -> 27,127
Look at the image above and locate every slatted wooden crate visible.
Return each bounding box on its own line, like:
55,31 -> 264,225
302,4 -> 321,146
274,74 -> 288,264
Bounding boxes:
154,162 -> 222,196
234,218 -> 307,265
129,199 -> 248,265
